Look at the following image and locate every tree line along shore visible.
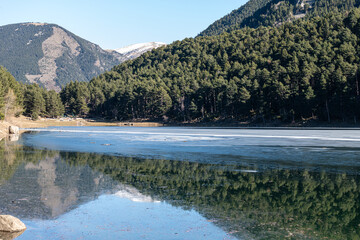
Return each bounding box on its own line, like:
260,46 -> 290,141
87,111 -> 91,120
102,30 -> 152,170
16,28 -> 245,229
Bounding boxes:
3,9 -> 360,126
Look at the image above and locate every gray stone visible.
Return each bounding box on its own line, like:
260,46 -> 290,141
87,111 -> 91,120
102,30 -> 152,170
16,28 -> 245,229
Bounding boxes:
8,126 -> 19,135
0,215 -> 26,232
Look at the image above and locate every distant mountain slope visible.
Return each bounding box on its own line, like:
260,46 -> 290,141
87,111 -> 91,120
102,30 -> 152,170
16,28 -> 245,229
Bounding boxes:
0,23 -> 126,91
113,42 -> 167,60
199,0 -> 360,37
61,8 -> 360,124
199,0 -> 273,37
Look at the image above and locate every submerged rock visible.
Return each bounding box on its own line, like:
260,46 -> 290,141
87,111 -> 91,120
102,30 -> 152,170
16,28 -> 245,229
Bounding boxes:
0,215 -> 26,232
8,126 -> 19,135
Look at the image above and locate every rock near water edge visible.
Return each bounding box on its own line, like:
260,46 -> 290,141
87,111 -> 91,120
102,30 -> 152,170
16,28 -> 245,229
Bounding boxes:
8,126 -> 19,135
0,215 -> 26,232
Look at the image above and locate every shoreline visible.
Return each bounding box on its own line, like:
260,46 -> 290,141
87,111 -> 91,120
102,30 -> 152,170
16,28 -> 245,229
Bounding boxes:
166,119 -> 360,129
0,116 -> 165,140
2,116 -> 360,140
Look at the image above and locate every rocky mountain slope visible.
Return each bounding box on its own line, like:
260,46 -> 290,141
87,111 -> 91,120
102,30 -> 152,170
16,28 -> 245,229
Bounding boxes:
0,23 -> 126,91
113,42 -> 167,60
199,0 -> 360,37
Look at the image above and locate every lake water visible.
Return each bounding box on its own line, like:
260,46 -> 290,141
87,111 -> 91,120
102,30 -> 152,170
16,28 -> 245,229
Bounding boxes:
1,127 -> 360,239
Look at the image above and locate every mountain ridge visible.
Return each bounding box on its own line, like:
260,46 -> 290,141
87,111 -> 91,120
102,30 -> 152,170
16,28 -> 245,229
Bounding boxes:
199,0 -> 360,37
0,22 -> 126,91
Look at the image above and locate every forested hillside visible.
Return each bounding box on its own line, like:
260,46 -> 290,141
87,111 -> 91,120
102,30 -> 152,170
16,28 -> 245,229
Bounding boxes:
0,67 -> 23,119
60,9 -> 360,124
199,0 -> 360,37
199,0 -> 273,37
0,66 -> 64,120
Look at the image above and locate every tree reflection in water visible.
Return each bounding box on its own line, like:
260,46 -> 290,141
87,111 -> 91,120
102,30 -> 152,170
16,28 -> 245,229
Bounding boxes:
0,139 -> 359,239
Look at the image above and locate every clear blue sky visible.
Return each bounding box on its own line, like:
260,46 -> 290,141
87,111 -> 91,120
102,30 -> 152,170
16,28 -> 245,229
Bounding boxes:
0,0 -> 246,49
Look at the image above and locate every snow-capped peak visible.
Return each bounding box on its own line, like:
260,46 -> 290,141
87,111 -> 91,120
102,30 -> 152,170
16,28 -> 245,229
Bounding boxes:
114,42 -> 166,60
116,42 -> 166,54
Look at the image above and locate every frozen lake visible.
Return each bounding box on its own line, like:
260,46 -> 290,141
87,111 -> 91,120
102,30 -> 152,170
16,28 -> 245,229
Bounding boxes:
0,127 -> 359,239
21,127 -> 360,172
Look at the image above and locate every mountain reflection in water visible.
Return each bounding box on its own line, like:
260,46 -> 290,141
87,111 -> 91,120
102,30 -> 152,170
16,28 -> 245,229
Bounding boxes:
0,139 -> 359,239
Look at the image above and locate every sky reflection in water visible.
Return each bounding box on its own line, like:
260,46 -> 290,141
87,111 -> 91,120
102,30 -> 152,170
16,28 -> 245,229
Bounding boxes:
23,196 -> 234,240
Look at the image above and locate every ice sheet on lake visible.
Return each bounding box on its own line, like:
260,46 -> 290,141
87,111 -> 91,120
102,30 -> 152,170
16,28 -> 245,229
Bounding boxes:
21,127 -> 360,172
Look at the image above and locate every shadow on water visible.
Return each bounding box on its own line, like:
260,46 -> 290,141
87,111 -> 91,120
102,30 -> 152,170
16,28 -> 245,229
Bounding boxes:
0,139 -> 360,239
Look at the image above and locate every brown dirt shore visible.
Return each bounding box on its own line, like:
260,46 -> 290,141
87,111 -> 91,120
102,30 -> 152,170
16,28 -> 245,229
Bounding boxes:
0,116 -> 164,140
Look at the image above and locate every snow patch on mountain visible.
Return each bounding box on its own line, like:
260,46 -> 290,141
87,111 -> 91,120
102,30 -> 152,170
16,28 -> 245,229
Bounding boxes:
114,42 -> 166,60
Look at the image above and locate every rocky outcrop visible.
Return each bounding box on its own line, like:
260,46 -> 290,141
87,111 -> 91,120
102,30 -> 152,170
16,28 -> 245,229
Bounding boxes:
0,23 -> 126,91
0,215 -> 26,232
26,27 -> 81,91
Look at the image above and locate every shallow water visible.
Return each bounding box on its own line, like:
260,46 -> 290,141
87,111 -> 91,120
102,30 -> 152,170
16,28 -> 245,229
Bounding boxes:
0,127 -> 360,239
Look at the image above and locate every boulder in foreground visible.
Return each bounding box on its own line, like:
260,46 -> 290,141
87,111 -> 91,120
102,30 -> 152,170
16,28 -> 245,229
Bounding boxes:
0,215 -> 26,232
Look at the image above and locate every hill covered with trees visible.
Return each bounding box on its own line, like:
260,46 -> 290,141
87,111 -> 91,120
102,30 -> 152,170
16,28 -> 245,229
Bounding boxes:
60,8 -> 360,124
0,66 -> 64,120
199,0 -> 360,37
